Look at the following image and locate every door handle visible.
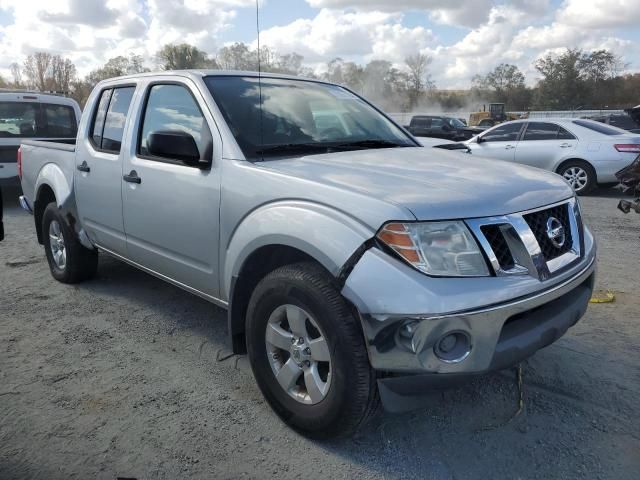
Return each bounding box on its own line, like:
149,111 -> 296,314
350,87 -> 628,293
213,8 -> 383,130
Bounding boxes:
77,161 -> 90,173
560,143 -> 572,148
505,145 -> 516,150
123,170 -> 142,184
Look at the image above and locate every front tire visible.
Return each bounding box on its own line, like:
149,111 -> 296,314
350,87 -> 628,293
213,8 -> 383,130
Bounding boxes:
42,203 -> 98,283
558,160 -> 596,195
246,262 -> 379,438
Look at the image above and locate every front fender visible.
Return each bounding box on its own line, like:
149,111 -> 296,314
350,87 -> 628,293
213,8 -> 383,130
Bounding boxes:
222,200 -> 376,299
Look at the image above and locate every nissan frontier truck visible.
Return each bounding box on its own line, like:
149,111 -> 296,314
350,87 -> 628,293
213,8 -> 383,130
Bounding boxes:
18,71 -> 596,438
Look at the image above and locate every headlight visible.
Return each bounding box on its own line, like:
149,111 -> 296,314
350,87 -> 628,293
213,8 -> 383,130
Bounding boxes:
376,221 -> 490,277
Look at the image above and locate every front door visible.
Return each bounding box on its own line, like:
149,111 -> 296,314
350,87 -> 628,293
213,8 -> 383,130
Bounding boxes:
121,81 -> 222,298
75,87 -> 136,254
470,122 -> 525,162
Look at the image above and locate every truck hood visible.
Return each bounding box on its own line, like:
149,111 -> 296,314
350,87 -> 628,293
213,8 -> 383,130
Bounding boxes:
260,147 -> 574,220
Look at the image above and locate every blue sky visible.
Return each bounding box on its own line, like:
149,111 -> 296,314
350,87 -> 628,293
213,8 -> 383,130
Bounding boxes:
0,0 -> 639,87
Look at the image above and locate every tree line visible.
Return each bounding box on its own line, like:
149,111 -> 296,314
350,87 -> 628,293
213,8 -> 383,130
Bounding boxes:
0,43 -> 637,112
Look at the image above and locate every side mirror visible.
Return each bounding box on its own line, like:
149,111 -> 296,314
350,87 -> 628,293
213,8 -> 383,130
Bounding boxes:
475,136 -> 484,144
147,130 -> 210,168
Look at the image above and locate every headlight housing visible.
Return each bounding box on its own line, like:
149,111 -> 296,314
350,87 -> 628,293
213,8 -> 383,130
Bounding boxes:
377,221 -> 490,277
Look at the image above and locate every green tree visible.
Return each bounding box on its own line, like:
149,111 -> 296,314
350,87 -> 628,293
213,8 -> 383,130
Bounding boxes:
472,63 -> 531,110
533,48 -> 584,110
156,43 -> 217,70
404,53 -> 434,109
217,42 -> 257,71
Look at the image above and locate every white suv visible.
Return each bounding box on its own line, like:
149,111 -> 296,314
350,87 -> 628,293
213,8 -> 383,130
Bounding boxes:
0,91 -> 81,180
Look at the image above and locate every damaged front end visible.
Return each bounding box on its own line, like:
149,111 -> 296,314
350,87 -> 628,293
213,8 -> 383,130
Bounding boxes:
616,154 -> 640,214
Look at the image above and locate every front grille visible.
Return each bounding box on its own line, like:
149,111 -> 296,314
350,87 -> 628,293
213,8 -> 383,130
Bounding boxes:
523,204 -> 573,260
481,224 -> 515,270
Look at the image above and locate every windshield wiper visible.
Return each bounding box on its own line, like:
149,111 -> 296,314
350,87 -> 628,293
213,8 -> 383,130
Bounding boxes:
331,139 -> 410,149
255,143 -> 333,155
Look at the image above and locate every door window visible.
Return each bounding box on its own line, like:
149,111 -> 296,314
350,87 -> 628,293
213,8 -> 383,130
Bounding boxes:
101,87 -> 136,153
523,122 -> 562,141
90,89 -> 112,147
431,118 -> 444,129
481,123 -> 523,142
139,84 -> 212,161
557,126 -> 575,140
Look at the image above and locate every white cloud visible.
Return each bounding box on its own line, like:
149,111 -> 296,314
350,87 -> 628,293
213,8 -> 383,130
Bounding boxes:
305,0 -> 494,27
558,0 -> 640,29
257,9 -> 434,63
0,0 -> 250,75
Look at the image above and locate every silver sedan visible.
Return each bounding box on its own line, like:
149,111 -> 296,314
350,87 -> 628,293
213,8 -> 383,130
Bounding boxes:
464,118 -> 640,194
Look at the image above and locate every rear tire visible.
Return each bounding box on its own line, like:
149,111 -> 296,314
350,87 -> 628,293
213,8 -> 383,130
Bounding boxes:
558,160 -> 597,195
246,262 -> 379,439
42,203 -> 98,283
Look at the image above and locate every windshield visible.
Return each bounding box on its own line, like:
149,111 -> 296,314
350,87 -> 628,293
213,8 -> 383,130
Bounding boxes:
447,117 -> 466,128
204,76 -> 415,159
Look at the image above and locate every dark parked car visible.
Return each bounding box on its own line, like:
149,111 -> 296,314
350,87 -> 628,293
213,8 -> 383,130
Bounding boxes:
405,115 -> 483,141
587,107 -> 640,134
0,185 -> 4,241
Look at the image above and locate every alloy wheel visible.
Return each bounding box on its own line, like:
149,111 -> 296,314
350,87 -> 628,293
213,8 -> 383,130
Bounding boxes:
265,304 -> 332,405
48,219 -> 67,269
562,166 -> 589,192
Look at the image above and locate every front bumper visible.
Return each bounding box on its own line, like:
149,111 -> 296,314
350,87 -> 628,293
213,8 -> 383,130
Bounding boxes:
341,206 -> 596,409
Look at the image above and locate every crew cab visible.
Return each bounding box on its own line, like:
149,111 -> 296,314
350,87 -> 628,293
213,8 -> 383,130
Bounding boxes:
19,71 -> 596,438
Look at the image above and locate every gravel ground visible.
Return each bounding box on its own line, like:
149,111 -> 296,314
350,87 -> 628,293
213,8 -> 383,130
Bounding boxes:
1,184 -> 639,480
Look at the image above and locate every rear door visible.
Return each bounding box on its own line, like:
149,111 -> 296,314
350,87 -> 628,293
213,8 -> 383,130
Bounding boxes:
75,86 -> 136,254
469,122 -> 524,162
514,122 -> 576,170
409,117 -> 430,136
121,79 -> 222,298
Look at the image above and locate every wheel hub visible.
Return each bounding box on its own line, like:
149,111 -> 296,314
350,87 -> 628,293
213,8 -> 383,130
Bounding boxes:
265,304 -> 332,405
290,338 -> 311,366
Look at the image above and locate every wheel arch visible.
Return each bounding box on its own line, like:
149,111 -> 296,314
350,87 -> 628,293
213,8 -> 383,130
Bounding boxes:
227,244 -> 330,354
555,158 -> 598,182
34,183 -> 57,244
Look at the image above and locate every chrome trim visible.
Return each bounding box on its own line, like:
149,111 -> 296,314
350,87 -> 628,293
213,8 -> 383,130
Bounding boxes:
466,197 -> 581,281
96,244 -> 229,309
19,195 -> 33,214
362,255 -> 595,373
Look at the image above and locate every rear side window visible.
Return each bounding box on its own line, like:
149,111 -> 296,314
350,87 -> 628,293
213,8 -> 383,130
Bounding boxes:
557,126 -> 575,140
0,102 -> 38,137
523,122 -> 559,141
138,84 -> 211,161
411,117 -> 430,128
481,123 -> 523,142
41,104 -> 77,138
101,87 -> 135,152
90,90 -> 112,147
523,122 -> 576,141
572,119 -> 624,136
90,87 -> 135,153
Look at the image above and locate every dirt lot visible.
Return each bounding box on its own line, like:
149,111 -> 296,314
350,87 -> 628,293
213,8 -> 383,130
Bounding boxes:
1,184 -> 639,480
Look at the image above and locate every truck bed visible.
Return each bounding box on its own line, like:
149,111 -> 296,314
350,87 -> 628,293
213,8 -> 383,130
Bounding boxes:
20,139 -> 77,210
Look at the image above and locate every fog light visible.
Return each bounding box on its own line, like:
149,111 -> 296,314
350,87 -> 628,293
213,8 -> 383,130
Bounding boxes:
434,331 -> 471,363
399,320 -> 418,339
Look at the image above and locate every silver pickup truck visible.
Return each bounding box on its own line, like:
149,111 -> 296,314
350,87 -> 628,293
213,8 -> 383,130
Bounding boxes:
19,71 -> 596,438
